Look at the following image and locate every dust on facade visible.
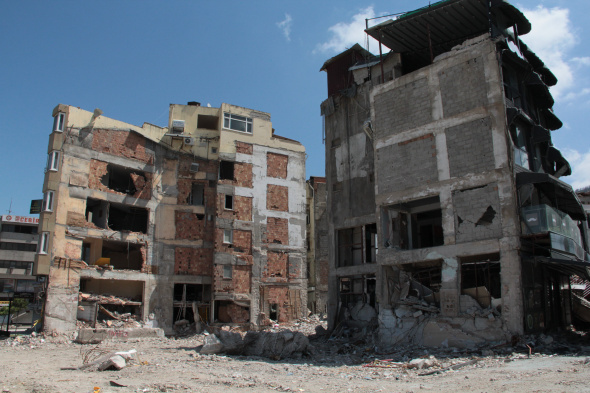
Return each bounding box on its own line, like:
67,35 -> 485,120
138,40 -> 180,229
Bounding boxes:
35,102 -> 308,334
320,0 -> 590,347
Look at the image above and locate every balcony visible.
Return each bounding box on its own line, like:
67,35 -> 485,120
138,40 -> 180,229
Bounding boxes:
521,204 -> 586,260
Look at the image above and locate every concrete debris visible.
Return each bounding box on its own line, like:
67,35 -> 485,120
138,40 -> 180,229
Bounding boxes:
97,354 -> 126,371
200,329 -> 313,360
200,334 -> 224,355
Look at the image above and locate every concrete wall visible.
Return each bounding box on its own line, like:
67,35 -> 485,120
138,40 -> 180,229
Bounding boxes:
370,35 -> 523,341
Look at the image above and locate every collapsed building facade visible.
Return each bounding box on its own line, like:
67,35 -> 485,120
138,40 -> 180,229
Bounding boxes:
321,0 -> 590,347
35,102 -> 307,334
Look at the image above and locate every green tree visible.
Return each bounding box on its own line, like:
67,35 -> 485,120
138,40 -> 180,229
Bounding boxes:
0,298 -> 29,316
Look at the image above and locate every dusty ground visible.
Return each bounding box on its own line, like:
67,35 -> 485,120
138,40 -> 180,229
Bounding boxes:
2,321 -> 590,393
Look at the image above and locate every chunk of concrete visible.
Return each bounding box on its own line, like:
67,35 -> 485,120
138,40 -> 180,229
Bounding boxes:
97,355 -> 126,371
200,334 -> 223,355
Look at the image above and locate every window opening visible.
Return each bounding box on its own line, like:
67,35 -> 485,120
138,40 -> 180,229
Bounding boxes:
225,195 -> 233,210
101,164 -> 147,196
53,112 -> 65,132
108,204 -> 148,233
223,112 -> 252,133
269,303 -> 278,321
85,198 -> 108,229
197,115 -> 219,130
223,265 -> 232,279
1,224 -> 38,234
383,196 -> 443,250
190,163 -> 200,173
189,183 -> 204,206
42,191 -> 54,212
337,224 -> 378,267
0,242 -> 37,252
38,232 -> 49,254
510,123 -> 530,170
219,161 -> 234,180
46,151 -> 60,172
460,253 -> 501,312
223,229 -> 232,244
385,261 -> 441,309
100,240 -> 144,270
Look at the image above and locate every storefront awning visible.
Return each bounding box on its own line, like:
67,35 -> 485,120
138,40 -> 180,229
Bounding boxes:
533,256 -> 590,281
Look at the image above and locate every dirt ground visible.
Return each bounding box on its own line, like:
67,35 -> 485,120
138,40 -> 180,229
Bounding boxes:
2,321 -> 590,393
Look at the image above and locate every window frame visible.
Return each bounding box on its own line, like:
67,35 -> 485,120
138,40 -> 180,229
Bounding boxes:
53,112 -> 65,132
38,232 -> 49,254
223,112 -> 253,134
225,195 -> 234,210
223,229 -> 233,244
223,265 -> 233,279
42,190 -> 55,212
47,150 -> 60,172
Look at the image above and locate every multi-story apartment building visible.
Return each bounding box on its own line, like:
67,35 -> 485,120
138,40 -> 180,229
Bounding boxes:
36,102 -> 307,334
0,215 -> 42,326
321,0 -> 589,347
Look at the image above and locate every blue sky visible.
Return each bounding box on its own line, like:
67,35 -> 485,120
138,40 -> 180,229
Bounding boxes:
1,0 -> 589,215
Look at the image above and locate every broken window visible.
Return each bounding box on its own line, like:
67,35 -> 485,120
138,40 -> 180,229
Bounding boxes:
219,161 -> 234,180
338,274 -> 376,309
86,198 -> 148,233
337,224 -> 378,267
189,183 -> 204,206
385,261 -> 441,309
460,254 -> 501,312
173,284 -> 211,323
502,64 -> 522,108
78,278 -> 143,326
510,122 -> 531,170
107,204 -> 148,233
383,196 -> 443,250
86,198 -> 108,228
98,240 -> 144,270
225,195 -> 233,210
101,164 -> 148,196
197,114 -> 219,130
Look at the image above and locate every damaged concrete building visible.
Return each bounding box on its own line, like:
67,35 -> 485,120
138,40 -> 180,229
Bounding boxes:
320,0 -> 590,347
35,102 -> 307,334
306,176 -> 329,314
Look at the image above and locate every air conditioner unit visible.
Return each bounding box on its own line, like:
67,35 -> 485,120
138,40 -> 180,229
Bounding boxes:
171,119 -> 185,134
190,163 -> 200,172
184,137 -> 195,145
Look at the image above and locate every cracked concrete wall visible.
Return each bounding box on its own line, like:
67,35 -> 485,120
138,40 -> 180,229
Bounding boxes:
370,36 -> 523,341
453,184 -> 502,243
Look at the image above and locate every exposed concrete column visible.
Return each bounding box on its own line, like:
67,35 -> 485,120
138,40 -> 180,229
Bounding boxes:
440,257 -> 459,317
500,237 -> 523,334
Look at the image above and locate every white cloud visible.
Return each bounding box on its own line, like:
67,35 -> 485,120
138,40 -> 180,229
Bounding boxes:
562,148 -> 590,190
520,6 -> 586,99
315,7 -> 381,54
277,14 -> 293,41
572,57 -> 590,67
